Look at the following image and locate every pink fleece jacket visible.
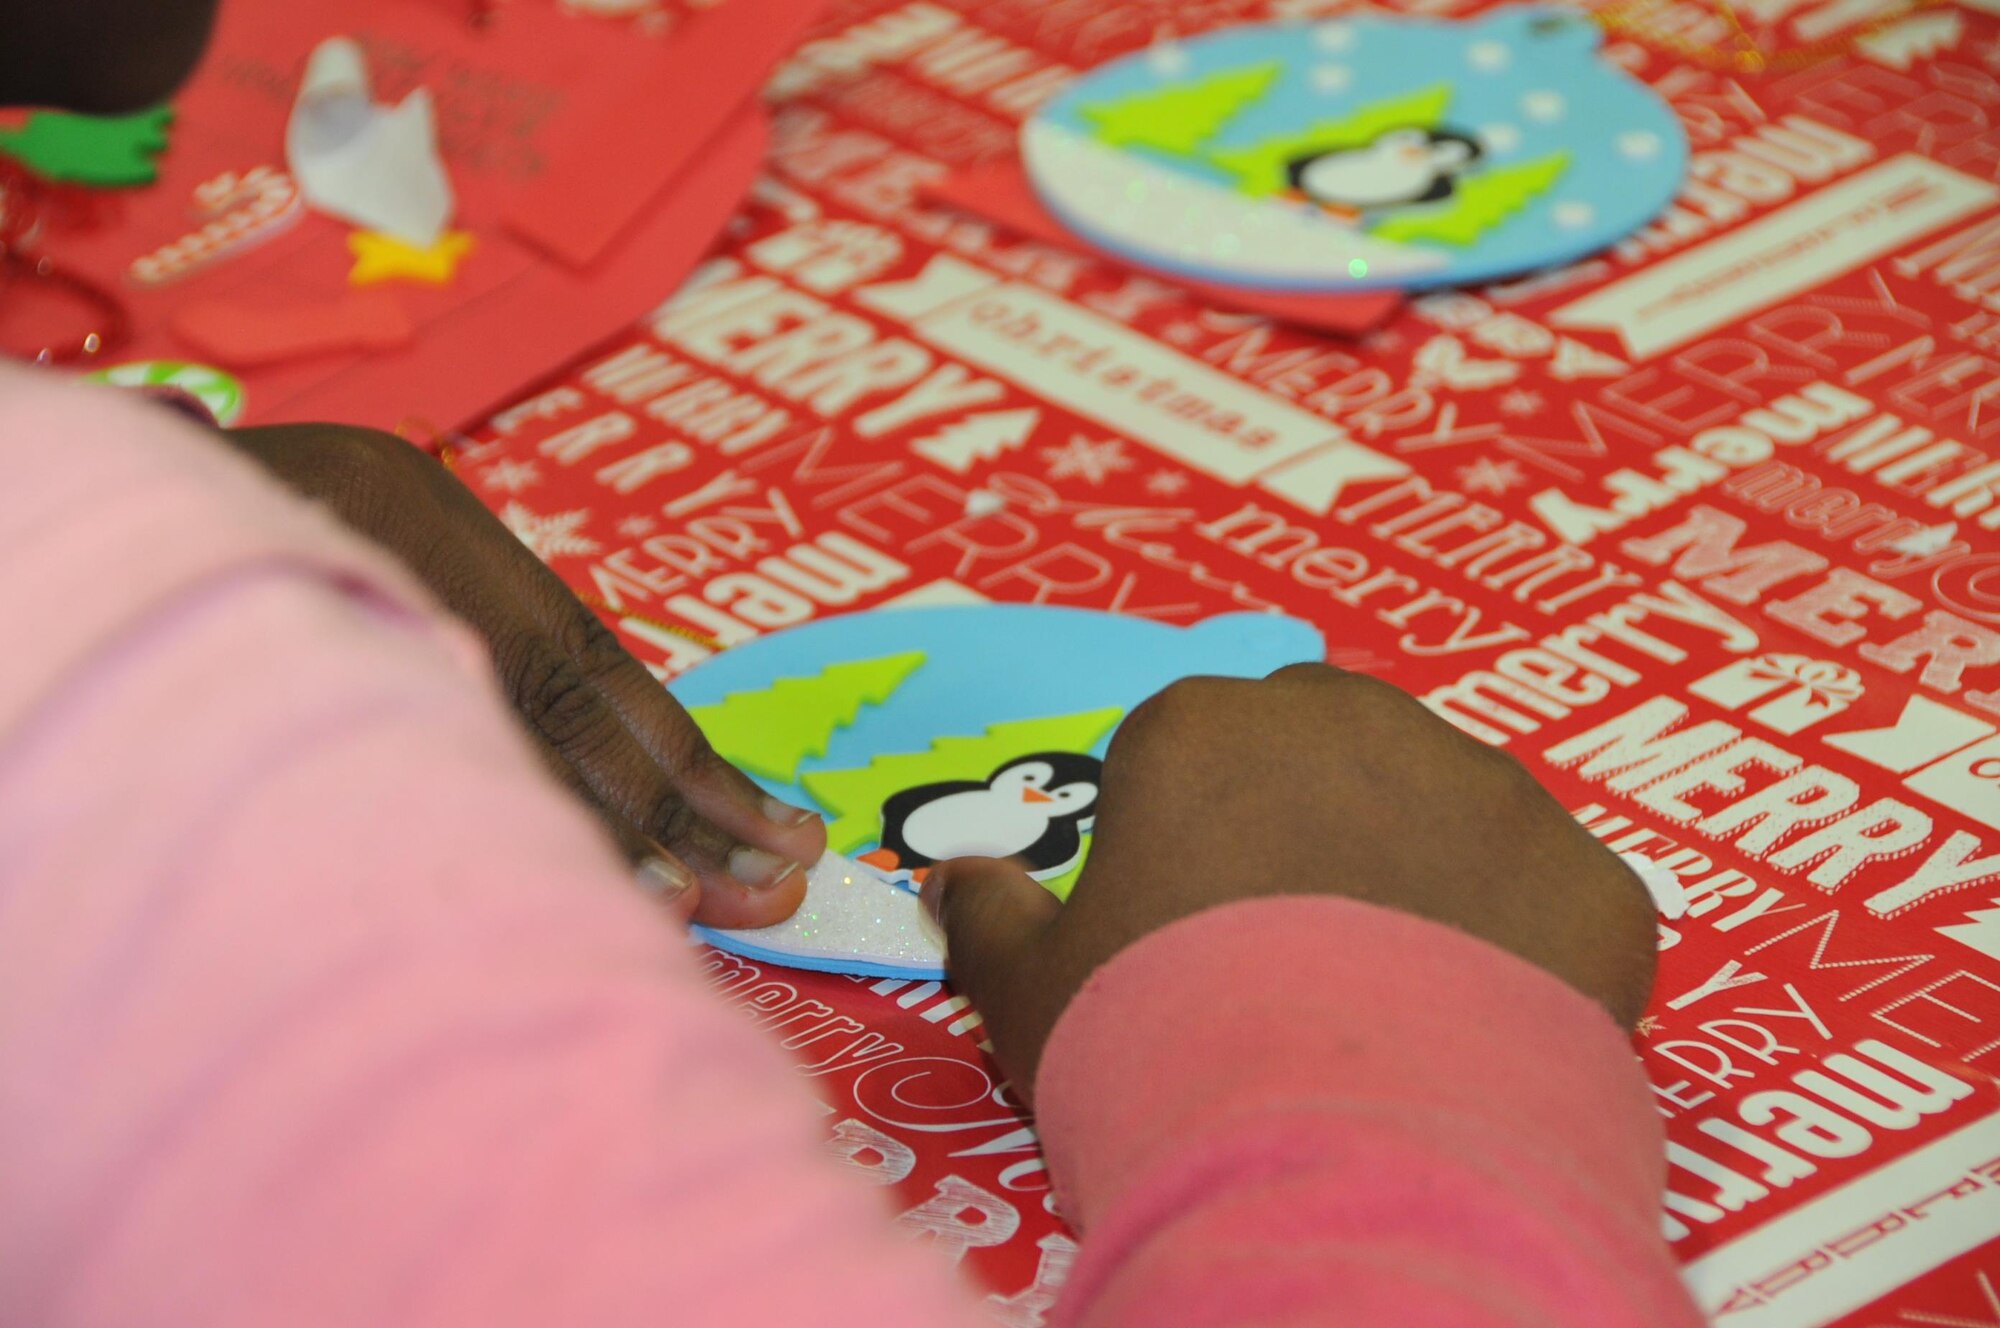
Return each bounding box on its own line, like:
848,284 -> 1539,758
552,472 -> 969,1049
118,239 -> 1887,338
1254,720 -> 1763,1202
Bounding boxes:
0,366 -> 1703,1327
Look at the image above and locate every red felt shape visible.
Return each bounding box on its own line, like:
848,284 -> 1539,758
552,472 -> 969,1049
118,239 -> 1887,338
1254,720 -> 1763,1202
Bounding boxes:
172,290 -> 415,366
926,162 -> 1404,337
280,105 -> 769,426
37,0 -> 809,429
505,0 -> 827,268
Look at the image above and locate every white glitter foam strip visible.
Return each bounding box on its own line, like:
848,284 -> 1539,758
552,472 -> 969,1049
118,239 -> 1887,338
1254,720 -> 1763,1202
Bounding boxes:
705,851 -> 948,974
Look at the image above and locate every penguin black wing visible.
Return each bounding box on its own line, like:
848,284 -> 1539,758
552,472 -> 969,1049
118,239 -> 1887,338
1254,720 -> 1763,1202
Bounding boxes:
1020,818 -> 1087,879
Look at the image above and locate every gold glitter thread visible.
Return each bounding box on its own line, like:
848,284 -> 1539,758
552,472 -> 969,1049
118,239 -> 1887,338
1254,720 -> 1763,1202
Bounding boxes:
574,592 -> 729,653
1591,0 -> 1949,73
393,415 -> 472,473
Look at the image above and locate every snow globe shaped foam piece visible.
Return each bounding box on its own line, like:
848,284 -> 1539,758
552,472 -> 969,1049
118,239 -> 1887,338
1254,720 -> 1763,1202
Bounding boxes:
1023,4 -> 1687,294
673,606 -> 1325,980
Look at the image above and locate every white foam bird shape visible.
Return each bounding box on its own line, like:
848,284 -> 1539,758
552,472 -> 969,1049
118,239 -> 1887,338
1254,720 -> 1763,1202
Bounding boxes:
286,37 -> 455,246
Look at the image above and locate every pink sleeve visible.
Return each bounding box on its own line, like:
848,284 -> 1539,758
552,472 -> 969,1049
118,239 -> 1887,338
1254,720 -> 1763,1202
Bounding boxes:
1035,898 -> 1704,1327
0,367 -> 1697,1327
0,368 -> 983,1328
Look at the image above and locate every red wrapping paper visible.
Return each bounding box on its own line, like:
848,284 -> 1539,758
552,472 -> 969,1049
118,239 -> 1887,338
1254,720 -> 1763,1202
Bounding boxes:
459,0 -> 2000,1320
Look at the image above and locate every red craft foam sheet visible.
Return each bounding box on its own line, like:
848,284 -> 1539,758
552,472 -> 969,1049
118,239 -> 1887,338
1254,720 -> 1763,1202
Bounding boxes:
172,290 -> 414,366
36,0 -> 825,429
504,0 -> 825,267
440,1 -> 2000,1322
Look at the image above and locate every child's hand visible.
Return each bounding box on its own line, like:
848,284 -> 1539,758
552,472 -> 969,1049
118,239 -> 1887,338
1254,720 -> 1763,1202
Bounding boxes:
226,424 -> 826,929
922,664 -> 1657,1101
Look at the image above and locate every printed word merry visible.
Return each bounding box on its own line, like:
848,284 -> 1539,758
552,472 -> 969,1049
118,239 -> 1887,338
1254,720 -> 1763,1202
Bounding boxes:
647,266 -> 1007,441
1529,382 -> 1873,544
1623,505 -> 2000,713
1424,582 -> 1756,745
1548,698 -> 2000,919
1660,1039 -> 1972,1242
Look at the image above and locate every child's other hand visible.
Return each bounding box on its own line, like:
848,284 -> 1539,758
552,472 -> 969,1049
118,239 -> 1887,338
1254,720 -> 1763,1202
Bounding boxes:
226,424 -> 826,929
921,664 -> 1657,1102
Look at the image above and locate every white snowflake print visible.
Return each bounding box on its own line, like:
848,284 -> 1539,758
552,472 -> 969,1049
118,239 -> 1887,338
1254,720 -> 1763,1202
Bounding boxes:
1359,328 -> 1401,353
1456,457 -> 1527,496
1553,201 -> 1595,230
1145,469 -> 1191,497
1042,435 -> 1136,486
1498,389 -> 1545,418
1310,64 -> 1351,92
617,515 -> 659,539
480,459 -> 543,494
1161,321 -> 1206,346
1521,89 -> 1565,122
502,503 -> 603,561
1634,1015 -> 1662,1037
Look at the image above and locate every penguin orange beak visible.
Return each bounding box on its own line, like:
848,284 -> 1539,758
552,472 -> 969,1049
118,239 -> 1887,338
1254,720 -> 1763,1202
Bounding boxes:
1021,787 -> 1054,805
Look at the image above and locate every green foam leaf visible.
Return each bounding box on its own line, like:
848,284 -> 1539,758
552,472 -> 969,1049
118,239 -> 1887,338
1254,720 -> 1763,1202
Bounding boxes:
0,106 -> 175,187
1371,151 -> 1571,246
688,652 -> 927,784
1080,62 -> 1282,158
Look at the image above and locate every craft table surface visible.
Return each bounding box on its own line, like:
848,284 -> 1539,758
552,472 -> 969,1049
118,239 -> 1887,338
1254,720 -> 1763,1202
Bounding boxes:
68,0 -> 2000,1321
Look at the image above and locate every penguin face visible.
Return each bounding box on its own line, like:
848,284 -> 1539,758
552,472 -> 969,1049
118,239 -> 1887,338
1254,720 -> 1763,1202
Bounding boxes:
1290,128 -> 1483,212
992,760 -> 1098,816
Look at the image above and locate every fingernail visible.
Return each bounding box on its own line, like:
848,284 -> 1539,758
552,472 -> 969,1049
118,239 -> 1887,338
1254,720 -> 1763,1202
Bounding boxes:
920,866 -> 950,923
763,796 -> 820,828
729,846 -> 801,891
635,855 -> 696,904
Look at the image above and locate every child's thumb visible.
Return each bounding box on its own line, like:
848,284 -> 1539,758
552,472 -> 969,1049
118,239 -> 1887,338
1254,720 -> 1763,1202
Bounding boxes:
921,858 -> 1062,1071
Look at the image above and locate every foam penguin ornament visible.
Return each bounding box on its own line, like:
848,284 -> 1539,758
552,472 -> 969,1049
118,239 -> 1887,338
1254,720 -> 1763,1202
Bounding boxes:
1017,6 -> 1689,293
673,605 -> 1328,980
862,752 -> 1102,882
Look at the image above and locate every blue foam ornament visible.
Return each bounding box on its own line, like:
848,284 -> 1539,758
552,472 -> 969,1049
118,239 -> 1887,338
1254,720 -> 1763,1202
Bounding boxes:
1023,5 -> 1687,294
674,606 -> 1325,979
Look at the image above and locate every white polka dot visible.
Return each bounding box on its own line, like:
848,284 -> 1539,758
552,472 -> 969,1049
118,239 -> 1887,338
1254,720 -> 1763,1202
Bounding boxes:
1469,39 -> 1510,70
964,489 -> 1007,518
1554,201 -> 1595,228
1618,130 -> 1661,159
1522,90 -> 1566,122
1147,42 -> 1191,76
1312,22 -> 1355,51
1479,123 -> 1522,153
1310,63 -> 1351,92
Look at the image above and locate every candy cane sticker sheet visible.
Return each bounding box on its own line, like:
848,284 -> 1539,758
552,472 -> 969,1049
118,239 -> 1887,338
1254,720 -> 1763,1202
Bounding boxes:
449,1 -> 2000,1321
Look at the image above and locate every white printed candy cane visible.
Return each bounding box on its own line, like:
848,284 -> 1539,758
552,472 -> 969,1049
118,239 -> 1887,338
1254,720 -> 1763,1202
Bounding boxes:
129,167 -> 304,286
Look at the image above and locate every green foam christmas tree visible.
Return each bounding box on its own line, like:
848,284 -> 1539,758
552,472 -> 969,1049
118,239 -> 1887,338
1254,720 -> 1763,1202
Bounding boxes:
0,106 -> 175,187
1081,62 -> 1282,158
688,652 -> 927,784
1208,84 -> 1453,197
1371,151 -> 1571,246
802,708 -> 1126,869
